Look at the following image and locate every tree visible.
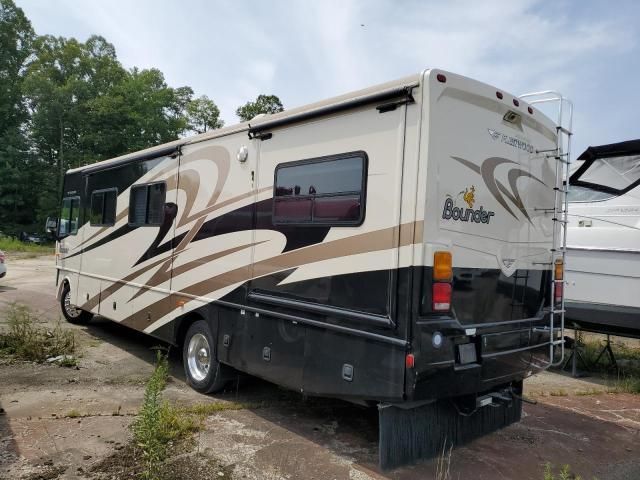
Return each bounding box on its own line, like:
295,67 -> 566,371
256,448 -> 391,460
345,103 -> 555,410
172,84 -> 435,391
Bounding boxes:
0,0 -> 35,231
235,94 -> 284,122
186,95 -> 223,134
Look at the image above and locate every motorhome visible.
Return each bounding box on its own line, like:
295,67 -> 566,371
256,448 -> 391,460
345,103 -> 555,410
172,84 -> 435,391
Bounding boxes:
565,140 -> 640,338
53,69 -> 569,468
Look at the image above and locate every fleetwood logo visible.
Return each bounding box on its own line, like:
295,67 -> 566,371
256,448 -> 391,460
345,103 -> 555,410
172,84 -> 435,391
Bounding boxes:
442,186 -> 495,224
449,155 -> 547,223
488,129 -> 535,153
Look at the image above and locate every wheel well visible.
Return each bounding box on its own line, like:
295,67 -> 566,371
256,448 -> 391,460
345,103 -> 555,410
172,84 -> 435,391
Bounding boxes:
57,279 -> 70,301
175,312 -> 205,350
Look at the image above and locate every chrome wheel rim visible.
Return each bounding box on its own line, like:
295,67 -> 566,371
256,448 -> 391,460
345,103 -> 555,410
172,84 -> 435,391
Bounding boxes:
187,333 -> 210,382
64,291 -> 81,318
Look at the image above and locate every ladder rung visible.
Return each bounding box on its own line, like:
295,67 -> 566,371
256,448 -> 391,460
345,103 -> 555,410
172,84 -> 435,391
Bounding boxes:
552,339 -> 565,346
553,187 -> 568,193
557,126 -> 573,135
552,218 -> 568,224
551,309 -> 566,314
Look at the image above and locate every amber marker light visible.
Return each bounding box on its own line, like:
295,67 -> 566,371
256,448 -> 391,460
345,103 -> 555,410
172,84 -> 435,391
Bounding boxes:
433,251 -> 453,282
554,258 -> 564,281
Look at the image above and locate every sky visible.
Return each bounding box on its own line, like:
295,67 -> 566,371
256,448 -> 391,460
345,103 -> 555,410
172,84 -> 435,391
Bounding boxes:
16,0 -> 640,157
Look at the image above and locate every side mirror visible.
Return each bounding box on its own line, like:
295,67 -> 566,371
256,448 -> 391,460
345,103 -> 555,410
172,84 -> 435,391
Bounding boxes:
45,217 -> 58,234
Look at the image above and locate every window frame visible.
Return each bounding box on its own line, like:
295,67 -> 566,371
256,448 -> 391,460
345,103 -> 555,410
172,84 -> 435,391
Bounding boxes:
89,188 -> 118,227
58,195 -> 81,237
128,181 -> 167,227
272,151 -> 368,227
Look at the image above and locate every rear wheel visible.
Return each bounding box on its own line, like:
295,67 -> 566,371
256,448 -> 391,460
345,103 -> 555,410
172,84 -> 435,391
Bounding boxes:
60,285 -> 93,324
182,320 -> 228,394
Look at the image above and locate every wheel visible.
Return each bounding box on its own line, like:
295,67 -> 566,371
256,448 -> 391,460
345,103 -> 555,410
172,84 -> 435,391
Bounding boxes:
60,284 -> 93,324
182,320 -> 228,394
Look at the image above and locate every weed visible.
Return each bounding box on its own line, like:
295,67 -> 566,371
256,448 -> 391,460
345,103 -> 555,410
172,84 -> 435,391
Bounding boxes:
0,237 -> 54,254
66,409 -> 81,418
0,304 -> 75,363
182,400 -> 264,416
549,389 -> 569,397
543,462 -> 600,480
608,375 -> 640,394
435,442 -> 452,480
132,351 -> 200,480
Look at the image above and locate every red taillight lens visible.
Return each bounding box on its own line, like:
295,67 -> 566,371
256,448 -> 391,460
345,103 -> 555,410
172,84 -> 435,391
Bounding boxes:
432,282 -> 452,311
554,282 -> 563,304
405,353 -> 415,369
0,253 -> 4,263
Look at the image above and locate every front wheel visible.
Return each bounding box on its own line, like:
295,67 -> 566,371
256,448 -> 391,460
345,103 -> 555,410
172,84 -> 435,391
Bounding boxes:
60,285 -> 93,325
182,320 -> 229,394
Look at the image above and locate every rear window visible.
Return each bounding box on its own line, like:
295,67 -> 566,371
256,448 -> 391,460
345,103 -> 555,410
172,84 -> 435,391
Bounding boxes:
273,152 -> 366,225
129,183 -> 166,226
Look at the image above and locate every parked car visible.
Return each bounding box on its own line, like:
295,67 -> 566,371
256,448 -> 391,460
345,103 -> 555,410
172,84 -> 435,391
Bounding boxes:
19,232 -> 46,244
0,250 -> 6,279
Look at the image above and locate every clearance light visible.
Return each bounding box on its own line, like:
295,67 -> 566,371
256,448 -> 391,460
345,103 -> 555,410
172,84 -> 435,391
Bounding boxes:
528,106 -> 534,114
436,73 -> 447,83
513,99 -> 520,107
432,283 -> 452,311
433,251 -> 452,282
496,91 -> 503,99
554,259 -> 564,281
554,259 -> 564,304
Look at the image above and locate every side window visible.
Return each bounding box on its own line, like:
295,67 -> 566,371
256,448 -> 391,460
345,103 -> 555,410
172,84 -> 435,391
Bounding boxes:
90,189 -> 118,226
59,196 -> 81,236
273,152 -> 366,225
129,182 -> 166,226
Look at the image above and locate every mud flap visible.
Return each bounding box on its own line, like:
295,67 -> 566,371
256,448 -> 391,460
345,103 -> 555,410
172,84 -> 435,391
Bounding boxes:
378,394 -> 522,469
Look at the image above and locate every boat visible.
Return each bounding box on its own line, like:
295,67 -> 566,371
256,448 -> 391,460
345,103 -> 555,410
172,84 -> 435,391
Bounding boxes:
565,139 -> 640,338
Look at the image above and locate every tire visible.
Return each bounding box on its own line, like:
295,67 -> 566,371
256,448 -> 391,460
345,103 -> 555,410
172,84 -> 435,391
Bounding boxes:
182,320 -> 228,394
60,284 -> 93,325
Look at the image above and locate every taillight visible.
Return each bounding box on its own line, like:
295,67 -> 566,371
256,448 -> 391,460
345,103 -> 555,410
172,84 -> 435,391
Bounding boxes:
432,251 -> 453,312
432,283 -> 452,311
0,252 -> 4,264
554,259 -> 564,304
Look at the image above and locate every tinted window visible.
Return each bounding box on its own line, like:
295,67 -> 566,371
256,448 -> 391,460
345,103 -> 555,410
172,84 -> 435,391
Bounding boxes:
90,189 -> 117,226
274,153 -> 366,225
59,196 -> 80,236
129,183 -> 166,226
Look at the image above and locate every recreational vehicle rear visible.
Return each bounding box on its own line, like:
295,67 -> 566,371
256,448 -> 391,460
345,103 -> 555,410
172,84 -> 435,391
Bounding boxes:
52,69 -> 569,468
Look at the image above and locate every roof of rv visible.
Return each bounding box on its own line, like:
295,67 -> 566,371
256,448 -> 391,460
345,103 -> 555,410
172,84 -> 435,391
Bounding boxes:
67,73 -> 422,174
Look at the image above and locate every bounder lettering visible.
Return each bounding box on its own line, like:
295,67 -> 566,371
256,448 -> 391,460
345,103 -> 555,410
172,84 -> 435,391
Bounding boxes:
442,198 -> 495,224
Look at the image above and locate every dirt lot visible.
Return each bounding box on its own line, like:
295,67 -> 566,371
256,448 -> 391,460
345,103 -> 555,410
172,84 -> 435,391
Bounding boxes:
1,254 -> 639,480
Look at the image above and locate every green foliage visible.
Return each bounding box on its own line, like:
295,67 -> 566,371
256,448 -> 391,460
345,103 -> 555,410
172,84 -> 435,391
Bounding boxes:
0,303 -> 75,362
186,95 -> 223,134
236,93 -> 284,121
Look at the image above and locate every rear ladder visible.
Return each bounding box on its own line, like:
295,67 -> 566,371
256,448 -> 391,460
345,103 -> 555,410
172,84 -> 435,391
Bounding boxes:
520,90 -> 573,366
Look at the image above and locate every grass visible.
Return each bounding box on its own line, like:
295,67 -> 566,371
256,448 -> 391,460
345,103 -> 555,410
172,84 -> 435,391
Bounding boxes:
66,409 -> 82,418
549,389 -> 569,397
566,333 -> 640,395
0,303 -> 76,363
0,237 -> 54,254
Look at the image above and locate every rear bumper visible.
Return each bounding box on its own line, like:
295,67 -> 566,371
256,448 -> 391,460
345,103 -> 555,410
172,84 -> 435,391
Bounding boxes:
407,315 -> 551,401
